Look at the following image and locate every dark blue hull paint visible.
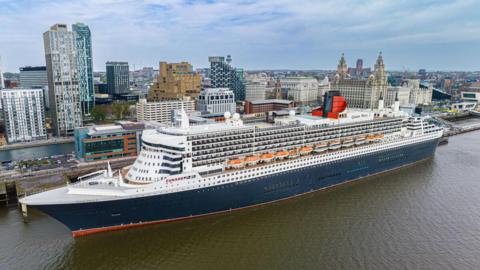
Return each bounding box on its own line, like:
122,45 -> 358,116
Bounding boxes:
34,138 -> 440,233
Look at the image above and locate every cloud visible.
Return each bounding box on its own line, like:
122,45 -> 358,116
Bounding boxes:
0,0 -> 479,72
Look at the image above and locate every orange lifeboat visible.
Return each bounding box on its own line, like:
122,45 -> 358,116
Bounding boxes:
366,134 -> 376,141
227,159 -> 244,169
244,156 -> 260,166
261,153 -> 275,163
288,149 -> 299,158
275,150 -> 289,159
299,146 -> 313,155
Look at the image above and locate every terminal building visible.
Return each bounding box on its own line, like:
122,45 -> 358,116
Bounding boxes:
74,121 -> 144,162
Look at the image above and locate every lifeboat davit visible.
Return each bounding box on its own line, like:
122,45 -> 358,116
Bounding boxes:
342,138 -> 354,148
261,153 -> 275,163
227,159 -> 244,169
275,150 -> 289,160
299,146 -> 313,155
329,140 -> 341,150
355,136 -> 366,145
244,156 -> 260,166
314,142 -> 328,153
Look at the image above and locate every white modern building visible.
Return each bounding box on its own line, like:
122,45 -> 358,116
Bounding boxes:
280,77 -> 319,104
245,80 -> 267,101
461,91 -> 480,104
1,88 -> 47,143
197,88 -> 236,114
44,24 -> 83,136
137,98 -> 195,123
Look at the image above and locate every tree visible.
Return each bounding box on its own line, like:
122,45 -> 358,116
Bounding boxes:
91,106 -> 107,122
112,102 -> 130,120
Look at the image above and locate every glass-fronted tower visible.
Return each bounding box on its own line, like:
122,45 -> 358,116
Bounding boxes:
208,55 -> 245,101
106,61 -> 130,97
72,22 -> 95,115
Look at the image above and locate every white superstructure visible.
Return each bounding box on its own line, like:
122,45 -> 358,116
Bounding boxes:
21,103 -> 443,206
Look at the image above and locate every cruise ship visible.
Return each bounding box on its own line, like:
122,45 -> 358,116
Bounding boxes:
20,92 -> 443,237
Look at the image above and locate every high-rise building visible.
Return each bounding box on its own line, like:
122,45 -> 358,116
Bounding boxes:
148,61 -> 201,101
136,98 -> 195,123
331,53 -> 387,109
280,77 -> 319,104
19,66 -> 49,108
106,61 -> 129,96
197,88 -> 236,114
0,55 -> 4,89
73,22 -> 95,115
208,55 -> 245,101
44,24 -> 83,136
1,88 -> 47,143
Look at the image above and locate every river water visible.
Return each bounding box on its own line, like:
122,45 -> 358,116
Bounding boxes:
1,132 -> 480,270
0,143 -> 75,162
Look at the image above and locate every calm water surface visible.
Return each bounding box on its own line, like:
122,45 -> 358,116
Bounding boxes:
0,143 -> 74,162
1,132 -> 480,270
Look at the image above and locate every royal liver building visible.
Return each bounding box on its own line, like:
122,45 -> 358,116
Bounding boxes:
331,53 -> 387,109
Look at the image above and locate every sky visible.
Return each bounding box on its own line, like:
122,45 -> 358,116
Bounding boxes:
0,0 -> 479,72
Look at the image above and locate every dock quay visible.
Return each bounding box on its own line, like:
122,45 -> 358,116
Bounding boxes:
0,157 -> 136,198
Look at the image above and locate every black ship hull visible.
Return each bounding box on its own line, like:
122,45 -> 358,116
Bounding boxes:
32,138 -> 440,237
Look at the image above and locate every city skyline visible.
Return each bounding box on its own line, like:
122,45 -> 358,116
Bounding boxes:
1,0 -> 480,72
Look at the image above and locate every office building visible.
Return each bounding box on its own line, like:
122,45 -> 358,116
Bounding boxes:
280,77 -> 319,104
209,55 -> 245,101
1,88 -> 47,143
331,53 -> 387,109
19,66 -> 49,108
197,88 -> 236,114
74,121 -> 144,162
73,22 -> 95,115
106,61 -> 129,96
245,80 -> 267,101
136,98 -> 195,123
148,61 -> 201,101
244,99 -> 294,114
44,24 -> 83,136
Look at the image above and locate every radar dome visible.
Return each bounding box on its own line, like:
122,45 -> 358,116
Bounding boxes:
233,113 -> 240,120
224,111 -> 232,119
289,110 -> 296,117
